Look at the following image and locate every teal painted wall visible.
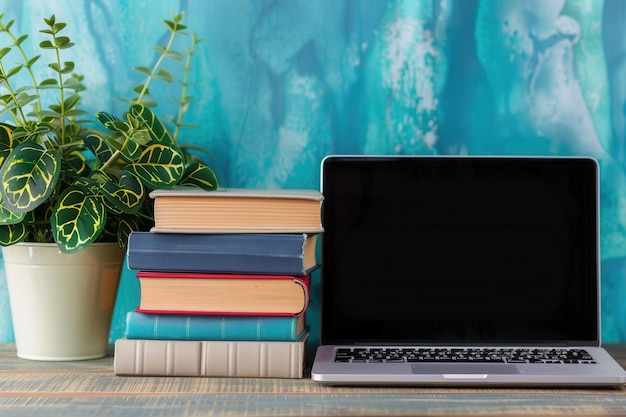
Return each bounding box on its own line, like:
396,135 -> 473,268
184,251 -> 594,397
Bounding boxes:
2,0 -> 626,346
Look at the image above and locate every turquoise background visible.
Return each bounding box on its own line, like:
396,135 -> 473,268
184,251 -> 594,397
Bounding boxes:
2,0 -> 626,347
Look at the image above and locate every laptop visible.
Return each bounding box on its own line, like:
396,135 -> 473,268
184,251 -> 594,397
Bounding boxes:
311,155 -> 626,387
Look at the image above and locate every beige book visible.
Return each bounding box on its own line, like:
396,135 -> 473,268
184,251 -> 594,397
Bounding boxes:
114,332 -> 308,378
149,188 -> 324,233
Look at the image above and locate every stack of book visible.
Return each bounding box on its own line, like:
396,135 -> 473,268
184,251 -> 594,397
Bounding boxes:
114,188 -> 323,378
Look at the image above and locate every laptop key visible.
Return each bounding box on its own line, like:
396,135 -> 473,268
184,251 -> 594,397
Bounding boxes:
334,347 -> 597,364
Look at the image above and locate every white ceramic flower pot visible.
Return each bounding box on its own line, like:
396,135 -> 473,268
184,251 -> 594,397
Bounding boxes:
2,242 -> 124,361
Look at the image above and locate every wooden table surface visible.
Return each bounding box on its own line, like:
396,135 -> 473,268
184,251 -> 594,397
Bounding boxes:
2,343 -> 626,416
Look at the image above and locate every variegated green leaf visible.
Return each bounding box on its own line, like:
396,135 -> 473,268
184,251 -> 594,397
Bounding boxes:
0,222 -> 28,246
0,142 -> 61,213
101,131 -> 143,163
102,171 -> 145,214
76,174 -> 125,215
179,162 -> 219,190
0,198 -> 25,225
117,214 -> 143,249
73,175 -> 103,195
95,111 -> 120,130
64,151 -> 88,177
0,123 -> 14,166
0,123 -> 14,150
130,104 -> 173,144
128,142 -> 184,188
116,134 -> 142,162
11,123 -> 51,143
51,185 -> 106,253
84,134 -> 113,165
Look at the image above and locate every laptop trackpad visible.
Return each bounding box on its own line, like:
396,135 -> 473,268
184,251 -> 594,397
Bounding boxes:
412,363 -> 520,375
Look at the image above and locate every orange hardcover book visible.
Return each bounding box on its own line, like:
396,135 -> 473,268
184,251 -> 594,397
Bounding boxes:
149,187 -> 323,233
136,272 -> 310,316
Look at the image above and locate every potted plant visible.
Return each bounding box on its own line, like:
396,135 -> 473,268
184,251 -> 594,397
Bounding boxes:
0,12 -> 218,360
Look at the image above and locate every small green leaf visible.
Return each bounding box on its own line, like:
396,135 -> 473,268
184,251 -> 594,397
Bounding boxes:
39,39 -> 54,49
15,34 -> 28,46
54,36 -> 71,47
52,22 -> 67,32
39,78 -> 59,88
63,94 -> 80,110
6,65 -> 22,78
0,103 -> 18,117
63,109 -> 88,118
134,66 -> 151,76
132,97 -> 156,108
61,61 -> 74,73
3,19 -> 15,32
167,50 -> 184,61
155,68 -> 174,83
63,77 -> 84,90
0,47 -> 10,59
13,86 -> 33,95
153,45 -> 184,61
15,92 -> 38,107
48,61 -> 74,74
132,84 -> 148,94
26,55 -> 41,68
11,123 -> 51,142
38,110 -> 63,119
43,14 -> 56,27
58,41 -> 76,50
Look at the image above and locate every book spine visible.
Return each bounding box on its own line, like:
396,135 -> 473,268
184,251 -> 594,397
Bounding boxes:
113,336 -> 307,378
124,312 -> 302,341
136,273 -> 310,317
127,232 -> 315,275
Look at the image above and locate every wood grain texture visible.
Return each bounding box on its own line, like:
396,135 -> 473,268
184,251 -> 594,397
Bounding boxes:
1,344 -> 626,416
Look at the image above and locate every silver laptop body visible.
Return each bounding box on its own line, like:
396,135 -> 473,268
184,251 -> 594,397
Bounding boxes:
311,155 -> 626,387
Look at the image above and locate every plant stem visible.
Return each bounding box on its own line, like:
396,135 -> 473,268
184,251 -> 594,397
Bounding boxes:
135,29 -> 177,104
0,61 -> 28,124
53,42 -> 66,144
0,25 -> 42,120
172,34 -> 196,143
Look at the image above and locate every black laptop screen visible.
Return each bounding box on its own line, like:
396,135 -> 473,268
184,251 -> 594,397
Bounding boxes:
320,156 -> 599,345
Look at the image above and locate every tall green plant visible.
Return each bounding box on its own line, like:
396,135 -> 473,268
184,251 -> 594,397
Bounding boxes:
0,12 -> 218,253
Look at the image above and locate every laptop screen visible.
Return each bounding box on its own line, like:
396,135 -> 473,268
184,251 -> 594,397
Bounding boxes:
320,156 -> 599,346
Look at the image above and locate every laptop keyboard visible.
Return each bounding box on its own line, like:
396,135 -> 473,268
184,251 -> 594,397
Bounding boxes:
334,347 -> 597,364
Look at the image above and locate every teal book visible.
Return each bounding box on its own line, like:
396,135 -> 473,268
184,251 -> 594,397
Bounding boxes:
124,311 -> 307,341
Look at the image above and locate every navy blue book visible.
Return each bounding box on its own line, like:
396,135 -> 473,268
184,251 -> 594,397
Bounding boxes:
127,232 -> 318,275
